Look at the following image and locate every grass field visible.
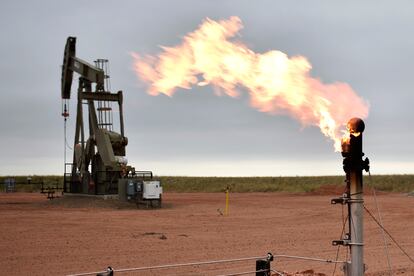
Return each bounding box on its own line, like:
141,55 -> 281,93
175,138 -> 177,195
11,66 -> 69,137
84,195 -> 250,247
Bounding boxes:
1,174 -> 413,193
159,175 -> 414,193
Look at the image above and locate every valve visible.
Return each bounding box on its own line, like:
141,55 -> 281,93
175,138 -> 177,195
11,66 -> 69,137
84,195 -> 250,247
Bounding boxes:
362,157 -> 370,172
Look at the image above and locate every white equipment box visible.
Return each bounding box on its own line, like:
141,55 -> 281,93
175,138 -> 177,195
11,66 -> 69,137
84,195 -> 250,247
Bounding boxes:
142,181 -> 162,199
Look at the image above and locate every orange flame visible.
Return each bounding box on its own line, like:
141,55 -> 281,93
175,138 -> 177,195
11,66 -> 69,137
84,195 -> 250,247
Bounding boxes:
132,16 -> 369,151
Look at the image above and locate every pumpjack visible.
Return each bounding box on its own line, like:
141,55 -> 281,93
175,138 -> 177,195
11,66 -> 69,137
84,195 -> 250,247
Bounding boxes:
61,37 -> 162,206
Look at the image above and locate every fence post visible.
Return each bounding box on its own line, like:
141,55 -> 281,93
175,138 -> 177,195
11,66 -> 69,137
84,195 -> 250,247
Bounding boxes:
256,253 -> 273,276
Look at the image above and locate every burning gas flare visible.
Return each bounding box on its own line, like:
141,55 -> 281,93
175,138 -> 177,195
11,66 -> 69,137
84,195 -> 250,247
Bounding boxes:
132,16 -> 369,151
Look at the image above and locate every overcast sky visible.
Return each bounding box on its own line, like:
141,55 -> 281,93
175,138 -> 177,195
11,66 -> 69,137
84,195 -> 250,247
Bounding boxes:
0,0 -> 413,176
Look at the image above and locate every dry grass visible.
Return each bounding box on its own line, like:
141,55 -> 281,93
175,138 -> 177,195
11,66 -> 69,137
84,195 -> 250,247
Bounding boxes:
159,175 -> 414,193
1,175 -> 413,193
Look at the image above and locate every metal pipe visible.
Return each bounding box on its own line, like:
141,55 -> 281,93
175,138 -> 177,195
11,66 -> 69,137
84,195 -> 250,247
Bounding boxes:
118,91 -> 125,137
341,117 -> 369,275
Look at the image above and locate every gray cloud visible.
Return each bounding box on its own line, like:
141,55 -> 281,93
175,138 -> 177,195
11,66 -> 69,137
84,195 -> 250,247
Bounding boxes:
0,0 -> 413,175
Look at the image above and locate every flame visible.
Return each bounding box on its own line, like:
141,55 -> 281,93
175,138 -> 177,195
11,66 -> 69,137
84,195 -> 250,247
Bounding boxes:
132,16 -> 369,151
340,129 -> 351,148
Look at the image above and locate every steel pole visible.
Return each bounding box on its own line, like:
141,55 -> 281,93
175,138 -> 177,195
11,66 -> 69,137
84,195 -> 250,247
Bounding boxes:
349,164 -> 364,275
341,118 -> 369,276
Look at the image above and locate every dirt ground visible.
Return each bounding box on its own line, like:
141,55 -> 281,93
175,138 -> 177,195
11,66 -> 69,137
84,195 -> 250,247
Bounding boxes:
0,190 -> 413,276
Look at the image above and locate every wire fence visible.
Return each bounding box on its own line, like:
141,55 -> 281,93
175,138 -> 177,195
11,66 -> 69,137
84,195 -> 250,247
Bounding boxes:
0,177 -> 62,193
67,255 -> 268,276
67,252 -> 347,276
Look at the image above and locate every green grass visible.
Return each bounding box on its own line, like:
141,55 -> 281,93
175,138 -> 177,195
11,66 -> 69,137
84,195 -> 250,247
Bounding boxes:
159,175 -> 414,193
1,175 -> 413,193
365,174 -> 414,193
158,176 -> 344,193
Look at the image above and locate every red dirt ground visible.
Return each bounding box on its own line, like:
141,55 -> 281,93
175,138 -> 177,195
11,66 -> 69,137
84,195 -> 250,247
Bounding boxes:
0,191 -> 413,276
